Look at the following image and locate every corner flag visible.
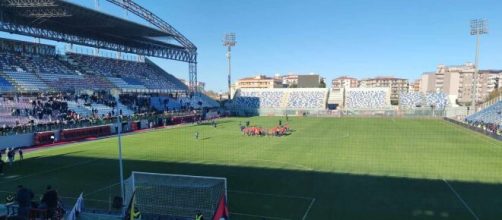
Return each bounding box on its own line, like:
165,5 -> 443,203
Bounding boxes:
125,191 -> 141,220
212,194 -> 229,220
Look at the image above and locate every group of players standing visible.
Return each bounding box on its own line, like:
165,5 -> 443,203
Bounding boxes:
0,147 -> 24,175
240,116 -> 291,137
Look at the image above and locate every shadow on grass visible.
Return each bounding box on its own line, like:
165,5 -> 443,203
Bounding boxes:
1,155 -> 501,220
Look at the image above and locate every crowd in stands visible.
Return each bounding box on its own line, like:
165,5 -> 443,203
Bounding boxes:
0,95 -> 69,127
233,89 -> 328,109
0,92 -> 219,135
78,92 -> 117,109
465,101 -> 502,135
346,90 -> 387,109
120,93 -> 153,113
399,92 -> 449,110
0,40 -> 215,136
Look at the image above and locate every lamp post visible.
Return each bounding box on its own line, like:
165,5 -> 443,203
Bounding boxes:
223,33 -> 236,100
470,19 -> 488,113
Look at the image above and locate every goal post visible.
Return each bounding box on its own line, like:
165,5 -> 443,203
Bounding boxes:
124,171 -> 228,219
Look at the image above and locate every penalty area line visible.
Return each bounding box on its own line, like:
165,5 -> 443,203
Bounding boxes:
85,182 -> 121,197
231,212 -> 291,220
229,190 -> 313,201
302,198 -> 316,220
443,179 -> 479,220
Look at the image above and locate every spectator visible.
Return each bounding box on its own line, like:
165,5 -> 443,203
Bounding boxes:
7,148 -> 15,166
5,193 -> 15,216
40,185 -> 59,218
18,148 -> 23,160
0,158 -> 4,175
15,185 -> 34,219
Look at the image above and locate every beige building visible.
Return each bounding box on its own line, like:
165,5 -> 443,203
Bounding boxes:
235,75 -> 282,90
359,77 -> 409,102
409,79 -> 420,92
458,70 -> 502,104
420,63 -> 501,105
332,76 -> 358,89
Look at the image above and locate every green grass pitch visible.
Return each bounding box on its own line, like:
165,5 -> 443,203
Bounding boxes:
1,117 -> 501,219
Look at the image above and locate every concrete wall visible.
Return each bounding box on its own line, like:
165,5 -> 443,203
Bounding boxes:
0,132 -> 35,150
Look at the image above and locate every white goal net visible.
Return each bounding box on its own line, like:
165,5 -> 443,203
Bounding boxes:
124,171 -> 227,219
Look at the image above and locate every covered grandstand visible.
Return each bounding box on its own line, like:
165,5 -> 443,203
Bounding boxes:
0,0 -> 225,127
0,0 -> 220,134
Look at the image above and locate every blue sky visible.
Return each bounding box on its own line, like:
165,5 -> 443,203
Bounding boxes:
1,0 -> 502,91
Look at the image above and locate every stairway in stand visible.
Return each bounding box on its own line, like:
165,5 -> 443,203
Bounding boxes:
280,90 -> 290,108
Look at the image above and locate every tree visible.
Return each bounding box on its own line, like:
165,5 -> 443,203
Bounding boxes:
319,79 -> 326,88
486,88 -> 501,102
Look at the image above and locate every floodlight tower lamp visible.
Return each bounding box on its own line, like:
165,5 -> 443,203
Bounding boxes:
469,19 -> 488,113
224,33 -> 236,100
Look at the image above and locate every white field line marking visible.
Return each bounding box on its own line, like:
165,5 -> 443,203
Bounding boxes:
199,158 -> 314,171
441,120 -> 502,149
0,158 -> 97,184
302,198 -> 316,220
231,212 -> 291,220
26,139 -> 111,157
85,182 -> 120,197
229,190 -> 313,201
443,179 -> 479,220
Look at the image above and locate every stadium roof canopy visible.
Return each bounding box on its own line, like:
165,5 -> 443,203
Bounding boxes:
0,0 -> 196,62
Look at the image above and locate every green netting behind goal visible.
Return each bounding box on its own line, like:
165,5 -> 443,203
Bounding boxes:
124,172 -> 227,219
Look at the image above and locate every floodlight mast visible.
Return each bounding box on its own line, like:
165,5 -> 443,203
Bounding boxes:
470,19 -> 488,113
224,33 -> 236,100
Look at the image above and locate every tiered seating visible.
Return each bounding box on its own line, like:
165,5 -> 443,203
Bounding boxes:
425,92 -> 448,109
0,50 -> 116,91
0,49 -> 189,92
233,89 -> 328,109
180,94 -> 220,109
346,90 -> 388,109
4,71 -> 49,91
66,101 -> 92,116
150,96 -> 181,111
0,97 -> 54,126
88,103 -> 114,116
198,94 -> 220,108
115,101 -> 135,116
287,90 -> 326,109
67,53 -> 185,91
233,90 -> 284,109
0,75 -> 14,91
399,92 -> 424,108
107,77 -> 147,90
466,101 -> 502,126
0,52 -> 73,75
399,92 -> 449,109
38,73 -> 114,91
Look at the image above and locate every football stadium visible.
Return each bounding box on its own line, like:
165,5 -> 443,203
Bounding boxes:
0,1 -> 501,220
